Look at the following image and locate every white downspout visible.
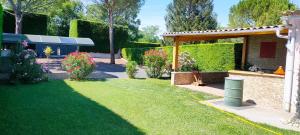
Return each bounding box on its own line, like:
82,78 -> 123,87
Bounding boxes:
276,25 -> 296,112
290,18 -> 300,113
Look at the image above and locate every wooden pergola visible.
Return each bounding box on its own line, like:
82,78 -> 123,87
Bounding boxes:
162,26 -> 288,71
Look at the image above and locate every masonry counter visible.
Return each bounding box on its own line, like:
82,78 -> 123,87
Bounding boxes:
228,70 -> 284,110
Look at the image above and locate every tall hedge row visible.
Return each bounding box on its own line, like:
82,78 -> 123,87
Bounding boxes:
122,43 -> 243,72
125,42 -> 161,48
3,10 -> 48,35
69,19 -> 129,53
0,5 -> 3,49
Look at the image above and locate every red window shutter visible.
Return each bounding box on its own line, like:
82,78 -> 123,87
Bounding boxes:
260,42 -> 277,58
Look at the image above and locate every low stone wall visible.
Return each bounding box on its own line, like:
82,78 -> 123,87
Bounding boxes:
229,70 -> 284,110
171,72 -> 228,85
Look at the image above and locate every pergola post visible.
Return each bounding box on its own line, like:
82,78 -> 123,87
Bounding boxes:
241,36 -> 249,70
172,38 -> 180,71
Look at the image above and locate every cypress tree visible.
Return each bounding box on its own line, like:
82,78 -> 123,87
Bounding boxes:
165,0 -> 217,32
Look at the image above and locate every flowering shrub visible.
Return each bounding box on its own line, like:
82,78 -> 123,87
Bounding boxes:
62,52 -> 95,80
144,49 -> 167,78
126,61 -> 138,79
11,49 -> 48,83
179,52 -> 196,72
43,46 -> 53,58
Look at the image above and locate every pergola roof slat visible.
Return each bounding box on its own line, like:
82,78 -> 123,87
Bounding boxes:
163,25 -> 288,41
2,33 -> 94,46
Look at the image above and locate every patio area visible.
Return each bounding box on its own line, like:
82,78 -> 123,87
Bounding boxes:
37,57 -> 147,80
178,83 -> 300,132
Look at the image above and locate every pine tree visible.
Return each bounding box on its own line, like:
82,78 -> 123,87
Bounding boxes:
165,0 -> 217,32
228,0 -> 296,28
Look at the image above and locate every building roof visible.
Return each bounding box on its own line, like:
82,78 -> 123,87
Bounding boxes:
2,33 -> 95,46
163,25 -> 288,41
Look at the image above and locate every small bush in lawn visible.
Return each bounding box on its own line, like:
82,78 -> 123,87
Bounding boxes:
11,49 -> 48,84
179,52 -> 196,72
144,49 -> 167,78
62,52 -> 95,80
126,61 -> 138,79
164,60 -> 173,77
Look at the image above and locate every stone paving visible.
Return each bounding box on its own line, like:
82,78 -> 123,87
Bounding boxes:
179,84 -> 300,132
37,58 -> 147,80
204,98 -> 300,132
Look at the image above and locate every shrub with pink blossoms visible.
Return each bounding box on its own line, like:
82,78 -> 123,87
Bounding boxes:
62,52 -> 96,80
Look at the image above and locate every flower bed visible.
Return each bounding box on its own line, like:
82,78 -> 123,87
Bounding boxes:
62,52 -> 96,80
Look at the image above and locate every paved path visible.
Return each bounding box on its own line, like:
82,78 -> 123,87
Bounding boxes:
178,84 -> 300,132
37,58 -> 147,80
204,98 -> 299,132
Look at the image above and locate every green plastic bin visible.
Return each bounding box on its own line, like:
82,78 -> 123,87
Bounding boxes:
224,77 -> 244,107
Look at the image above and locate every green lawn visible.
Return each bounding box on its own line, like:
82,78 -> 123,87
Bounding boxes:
0,79 -> 298,135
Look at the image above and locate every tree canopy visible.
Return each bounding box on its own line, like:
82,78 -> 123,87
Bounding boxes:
228,0 -> 296,28
48,0 -> 84,36
138,25 -> 160,43
87,0 -> 144,40
165,0 -> 218,32
1,0 -> 66,33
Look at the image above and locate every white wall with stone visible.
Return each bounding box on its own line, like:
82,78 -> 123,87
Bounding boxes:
247,35 -> 287,70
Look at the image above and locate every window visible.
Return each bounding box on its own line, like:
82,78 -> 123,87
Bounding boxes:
260,42 -> 277,58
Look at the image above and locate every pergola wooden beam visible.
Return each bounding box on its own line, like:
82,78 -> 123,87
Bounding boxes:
164,26 -> 288,72
241,36 -> 249,70
172,37 -> 180,71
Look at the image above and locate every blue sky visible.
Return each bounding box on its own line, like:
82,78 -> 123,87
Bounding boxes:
137,0 -> 300,34
137,0 -> 240,34
83,0 -> 300,34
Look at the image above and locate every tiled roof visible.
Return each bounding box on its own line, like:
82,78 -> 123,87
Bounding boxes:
163,25 -> 287,37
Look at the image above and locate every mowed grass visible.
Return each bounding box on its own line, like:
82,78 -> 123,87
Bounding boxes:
0,79 -> 298,135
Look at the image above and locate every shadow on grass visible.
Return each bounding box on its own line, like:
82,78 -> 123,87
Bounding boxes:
0,80 -> 144,135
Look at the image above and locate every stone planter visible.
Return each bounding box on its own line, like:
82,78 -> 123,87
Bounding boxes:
171,71 -> 229,85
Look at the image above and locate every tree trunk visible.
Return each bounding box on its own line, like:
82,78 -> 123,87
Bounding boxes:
15,14 -> 22,34
108,8 -> 115,64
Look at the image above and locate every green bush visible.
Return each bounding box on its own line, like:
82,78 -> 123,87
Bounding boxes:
122,43 -> 242,72
3,10 -> 48,35
11,49 -> 48,84
179,52 -> 196,72
62,52 -> 96,80
126,61 -> 138,79
144,49 -> 167,78
0,5 -> 3,49
69,19 -> 129,53
125,42 -> 160,48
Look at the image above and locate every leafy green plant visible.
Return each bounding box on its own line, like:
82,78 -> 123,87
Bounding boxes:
122,43 -> 241,72
144,49 -> 167,78
11,49 -> 47,84
179,52 -> 196,72
164,60 -> 173,77
126,61 -> 138,79
43,46 -> 53,58
62,52 -> 95,80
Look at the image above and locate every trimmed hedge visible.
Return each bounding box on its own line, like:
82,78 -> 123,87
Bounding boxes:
122,43 -> 243,72
3,10 -> 48,35
125,42 -> 160,48
69,19 -> 129,53
0,5 -> 3,49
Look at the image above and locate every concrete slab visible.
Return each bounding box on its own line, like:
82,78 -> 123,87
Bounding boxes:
204,98 -> 300,132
